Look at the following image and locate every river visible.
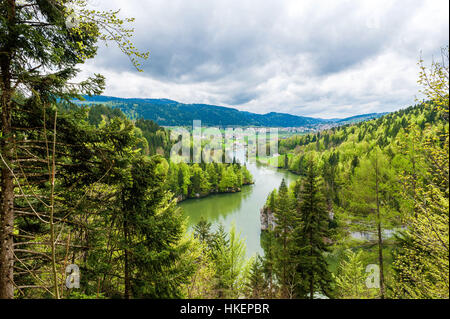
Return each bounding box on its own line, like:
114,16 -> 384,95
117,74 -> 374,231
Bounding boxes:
179,161 -> 298,257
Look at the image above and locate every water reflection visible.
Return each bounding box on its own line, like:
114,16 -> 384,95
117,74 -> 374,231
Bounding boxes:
179,161 -> 298,257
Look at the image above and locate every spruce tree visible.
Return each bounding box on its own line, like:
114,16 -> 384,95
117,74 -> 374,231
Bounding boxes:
333,249 -> 377,299
273,178 -> 295,298
293,160 -> 332,299
246,256 -> 266,298
117,156 -> 190,298
0,0 -> 147,299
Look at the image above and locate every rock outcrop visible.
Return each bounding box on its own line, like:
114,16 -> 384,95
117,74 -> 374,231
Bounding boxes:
260,206 -> 277,231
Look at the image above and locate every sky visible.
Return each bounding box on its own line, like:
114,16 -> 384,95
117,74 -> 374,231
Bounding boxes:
78,0 -> 449,118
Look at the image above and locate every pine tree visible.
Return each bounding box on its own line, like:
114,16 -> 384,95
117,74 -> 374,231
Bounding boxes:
333,249 -> 377,299
293,160 -> 332,299
0,0 -> 147,299
246,256 -> 266,298
210,224 -> 249,298
194,218 -> 214,247
273,178 -> 295,298
117,156 -> 190,298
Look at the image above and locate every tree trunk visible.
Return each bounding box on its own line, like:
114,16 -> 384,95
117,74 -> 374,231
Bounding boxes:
376,220 -> 385,298
0,151 -> 15,299
124,219 -> 131,299
282,221 -> 287,298
309,233 -> 314,299
0,0 -> 16,299
49,112 -> 60,299
375,156 -> 386,299
411,138 -> 417,217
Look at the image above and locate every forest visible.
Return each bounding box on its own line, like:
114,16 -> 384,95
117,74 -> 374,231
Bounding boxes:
73,95 -> 326,127
0,0 -> 448,300
257,99 -> 448,299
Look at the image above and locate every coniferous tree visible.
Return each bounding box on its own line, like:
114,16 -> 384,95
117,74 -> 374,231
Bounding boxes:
260,230 -> 278,298
210,225 -> 249,298
333,249 -> 378,299
117,156 -> 190,298
246,256 -> 266,298
293,160 -> 332,299
0,0 -> 147,299
273,178 -> 295,298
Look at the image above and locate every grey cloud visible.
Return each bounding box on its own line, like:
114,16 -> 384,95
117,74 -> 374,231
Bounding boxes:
82,0 -> 449,118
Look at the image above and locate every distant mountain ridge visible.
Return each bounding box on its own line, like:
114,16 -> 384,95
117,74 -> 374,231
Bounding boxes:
335,112 -> 389,124
75,95 -> 387,127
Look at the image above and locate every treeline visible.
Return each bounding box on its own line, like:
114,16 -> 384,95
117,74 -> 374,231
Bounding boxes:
75,95 -> 324,127
86,104 -> 254,200
167,162 -> 253,201
279,104 -> 441,156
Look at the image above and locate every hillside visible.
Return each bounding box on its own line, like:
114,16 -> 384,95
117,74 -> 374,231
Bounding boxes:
75,95 -> 386,127
263,101 -> 448,297
334,112 -> 388,125
280,103 -> 444,169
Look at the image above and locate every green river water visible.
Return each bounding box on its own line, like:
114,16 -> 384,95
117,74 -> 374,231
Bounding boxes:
179,162 -> 298,257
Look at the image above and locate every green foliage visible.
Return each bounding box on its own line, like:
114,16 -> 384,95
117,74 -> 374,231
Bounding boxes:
190,222 -> 251,298
332,249 -> 378,299
276,48 -> 448,300
245,256 -> 267,298
258,163 -> 333,299
85,104 -> 173,157
291,161 -> 333,299
272,178 -> 296,297
1,0 -> 447,300
119,156 -> 190,298
75,96 -> 324,127
166,162 -> 253,200
392,48 -> 449,299
0,0 -> 148,299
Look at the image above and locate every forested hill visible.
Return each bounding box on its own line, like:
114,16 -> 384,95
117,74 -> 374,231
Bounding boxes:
279,103 -> 443,159
260,100 -> 448,299
333,112 -> 389,125
75,95 -> 386,127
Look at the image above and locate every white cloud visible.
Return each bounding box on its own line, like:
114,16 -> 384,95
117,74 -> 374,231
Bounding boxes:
79,0 -> 449,118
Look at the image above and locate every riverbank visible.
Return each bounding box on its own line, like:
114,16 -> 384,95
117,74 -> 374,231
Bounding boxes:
175,181 -> 255,203
179,162 -> 298,257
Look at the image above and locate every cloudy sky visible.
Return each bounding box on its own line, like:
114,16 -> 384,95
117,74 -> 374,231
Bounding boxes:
79,0 -> 449,118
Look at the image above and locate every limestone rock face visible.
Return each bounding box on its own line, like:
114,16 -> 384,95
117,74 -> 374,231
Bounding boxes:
260,206 -> 277,231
